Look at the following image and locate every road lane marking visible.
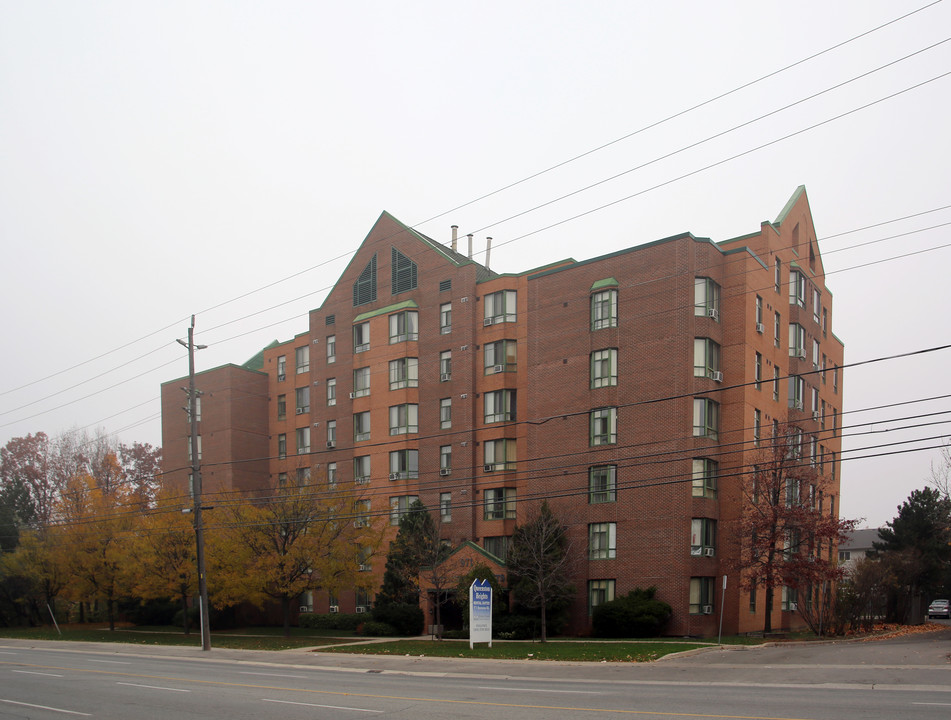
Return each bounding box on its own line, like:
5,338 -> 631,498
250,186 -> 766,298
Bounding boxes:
0,698 -> 90,716
263,698 -> 382,713
12,669 -> 64,677
117,682 -> 189,692
479,686 -> 601,694
88,659 -> 129,665
241,671 -> 309,679
914,702 -> 951,706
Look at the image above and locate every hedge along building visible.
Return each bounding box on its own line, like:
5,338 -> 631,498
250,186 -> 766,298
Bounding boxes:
160,186 -> 844,635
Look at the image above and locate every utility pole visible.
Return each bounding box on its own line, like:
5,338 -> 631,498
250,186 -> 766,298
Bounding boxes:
178,316 -> 211,652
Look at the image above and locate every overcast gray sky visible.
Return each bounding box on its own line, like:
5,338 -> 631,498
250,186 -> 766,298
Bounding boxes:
1,1 -> 949,529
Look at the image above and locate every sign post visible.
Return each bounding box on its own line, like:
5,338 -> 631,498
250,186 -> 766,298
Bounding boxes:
469,579 -> 493,649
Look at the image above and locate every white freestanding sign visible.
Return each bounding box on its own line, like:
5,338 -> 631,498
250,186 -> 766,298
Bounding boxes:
469,578 -> 492,648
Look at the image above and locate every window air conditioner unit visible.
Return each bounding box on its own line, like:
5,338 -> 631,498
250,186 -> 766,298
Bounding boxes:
329,605 -> 339,613
299,606 -> 310,613
493,364 -> 505,373
690,546 -> 702,557
794,400 -> 804,411
440,373 -> 452,381
440,468 -> 451,477
277,374 -> 286,382
706,308 -> 719,321
296,408 -> 305,415
355,605 -> 367,613
812,411 -> 820,421
709,371 -> 723,383
797,350 -> 807,360
703,547 -> 715,557
389,472 -> 401,481
788,602 -> 798,611
358,564 -> 371,572
326,441 -> 336,449
484,464 -> 494,472
483,317 -> 494,326
755,322 -> 765,334
441,326 -> 452,334
702,605 -> 713,615
349,392 -> 355,399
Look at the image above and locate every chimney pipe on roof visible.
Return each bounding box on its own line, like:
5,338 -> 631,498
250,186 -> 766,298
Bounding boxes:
467,233 -> 473,259
451,225 -> 458,253
485,237 -> 492,270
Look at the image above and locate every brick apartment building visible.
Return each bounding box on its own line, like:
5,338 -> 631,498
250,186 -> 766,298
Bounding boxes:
161,186 -> 844,636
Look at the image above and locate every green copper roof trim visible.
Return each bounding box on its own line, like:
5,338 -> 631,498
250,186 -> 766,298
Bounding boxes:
353,299 -> 418,323
591,277 -> 619,290
774,185 -> 808,225
242,340 -> 281,371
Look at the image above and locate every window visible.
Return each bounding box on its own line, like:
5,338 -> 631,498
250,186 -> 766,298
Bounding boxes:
774,311 -> 781,348
389,357 -> 419,389
185,396 -> 201,424
693,338 -> 720,379
278,472 -> 287,487
327,419 -> 336,447
296,467 -> 311,485
591,348 -> 618,388
790,270 -> 806,308
788,375 -> 804,410
812,339 -> 820,369
277,434 -> 286,459
186,435 -> 202,463
589,580 -> 616,614
591,289 -> 618,330
440,445 -> 452,472
439,350 -> 452,380
754,352 -> 762,390
589,465 -> 617,504
353,367 -> 370,398
692,458 -> 717,498
788,323 -> 805,358
353,255 -> 377,307
822,354 -> 827,384
277,394 -> 286,420
484,438 -> 516,471
439,303 -> 452,334
833,365 -> 839,393
694,277 -> 721,319
822,308 -> 828,336
590,407 -> 618,446
277,355 -> 287,381
440,492 -> 452,523
753,409 -> 761,447
811,386 -> 820,413
439,398 -> 451,429
391,247 -> 417,294
781,585 -> 799,612
839,550 -> 851,562
389,404 -> 418,435
295,386 -> 310,414
773,367 -> 781,402
353,411 -> 370,442
327,462 -> 337,488
484,390 -> 516,423
774,257 -> 781,293
388,449 -> 418,479
353,455 -> 370,484
353,322 -> 370,353
296,427 -> 310,454
484,289 -> 516,325
485,339 -> 517,374
692,398 -> 719,439
389,495 -> 419,525
354,499 -> 371,528
484,487 -> 516,520
689,577 -> 715,614
589,522 -> 617,559
484,536 -> 511,561
755,295 -> 763,327
389,310 -> 418,343
813,288 -> 821,325
327,378 -> 337,406
326,335 -> 336,363
296,345 -> 310,374
690,518 -> 717,556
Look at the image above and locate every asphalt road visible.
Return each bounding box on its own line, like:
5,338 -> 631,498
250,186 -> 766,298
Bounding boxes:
0,626 -> 948,720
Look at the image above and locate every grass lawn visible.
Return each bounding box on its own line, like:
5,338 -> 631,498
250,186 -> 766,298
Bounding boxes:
318,639 -> 712,662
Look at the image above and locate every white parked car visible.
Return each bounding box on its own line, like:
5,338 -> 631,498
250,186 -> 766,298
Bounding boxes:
927,599 -> 950,619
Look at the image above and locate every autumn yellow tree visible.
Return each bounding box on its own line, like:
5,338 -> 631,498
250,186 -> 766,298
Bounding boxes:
0,525 -> 71,624
128,487 -> 198,633
209,476 -> 381,636
57,474 -> 135,630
